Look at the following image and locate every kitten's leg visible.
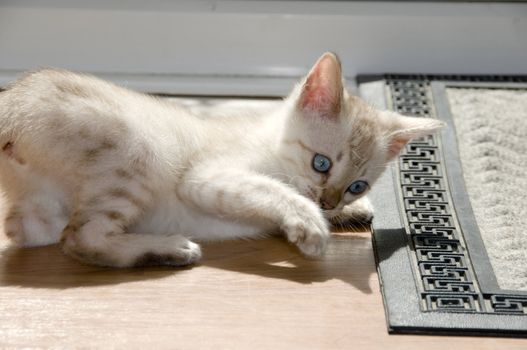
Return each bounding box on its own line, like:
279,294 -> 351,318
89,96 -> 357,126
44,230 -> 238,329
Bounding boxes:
61,220 -> 201,268
330,196 -> 374,227
4,194 -> 68,247
60,180 -> 201,268
1,149 -> 69,247
178,169 -> 330,257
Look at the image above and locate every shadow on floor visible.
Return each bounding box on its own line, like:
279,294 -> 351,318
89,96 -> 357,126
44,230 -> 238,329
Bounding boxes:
0,243 -> 182,289
0,225 -> 401,293
201,228 -> 379,294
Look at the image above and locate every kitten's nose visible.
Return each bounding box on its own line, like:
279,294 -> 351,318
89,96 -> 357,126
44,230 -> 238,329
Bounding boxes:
319,199 -> 337,210
319,188 -> 341,210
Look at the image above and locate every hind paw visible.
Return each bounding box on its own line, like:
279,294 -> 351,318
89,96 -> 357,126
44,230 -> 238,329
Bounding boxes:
133,239 -> 202,267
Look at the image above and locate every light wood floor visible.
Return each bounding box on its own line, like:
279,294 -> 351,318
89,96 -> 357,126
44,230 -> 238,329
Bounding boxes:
0,227 -> 525,349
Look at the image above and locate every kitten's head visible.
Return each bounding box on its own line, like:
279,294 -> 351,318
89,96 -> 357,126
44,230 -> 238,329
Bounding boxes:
279,52 -> 443,219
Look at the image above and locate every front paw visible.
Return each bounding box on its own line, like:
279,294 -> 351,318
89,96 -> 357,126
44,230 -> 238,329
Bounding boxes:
331,197 -> 374,227
283,203 -> 330,257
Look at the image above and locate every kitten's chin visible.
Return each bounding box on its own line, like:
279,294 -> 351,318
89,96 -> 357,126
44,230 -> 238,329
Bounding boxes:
321,208 -> 340,220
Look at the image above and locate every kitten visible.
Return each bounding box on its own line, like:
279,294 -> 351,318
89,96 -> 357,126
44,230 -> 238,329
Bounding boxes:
0,53 -> 442,267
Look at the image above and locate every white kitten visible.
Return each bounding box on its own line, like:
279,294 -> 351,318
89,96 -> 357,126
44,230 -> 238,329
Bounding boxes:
0,53 -> 442,267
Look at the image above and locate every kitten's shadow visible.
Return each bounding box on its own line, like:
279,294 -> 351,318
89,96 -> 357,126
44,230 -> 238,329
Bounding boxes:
0,243 -> 179,289
0,227 -> 404,292
200,227 -> 382,294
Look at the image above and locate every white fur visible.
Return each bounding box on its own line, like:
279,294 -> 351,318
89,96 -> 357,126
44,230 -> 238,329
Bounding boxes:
0,53 -> 443,267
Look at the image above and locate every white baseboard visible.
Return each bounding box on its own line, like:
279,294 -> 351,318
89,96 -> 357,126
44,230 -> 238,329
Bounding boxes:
1,1 -> 526,95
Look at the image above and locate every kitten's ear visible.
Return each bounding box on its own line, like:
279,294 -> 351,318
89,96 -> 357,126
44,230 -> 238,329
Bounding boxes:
384,112 -> 445,159
297,52 -> 343,117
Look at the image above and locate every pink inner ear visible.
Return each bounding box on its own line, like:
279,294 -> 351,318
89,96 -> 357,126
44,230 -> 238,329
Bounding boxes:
301,76 -> 335,115
388,136 -> 410,158
299,54 -> 341,116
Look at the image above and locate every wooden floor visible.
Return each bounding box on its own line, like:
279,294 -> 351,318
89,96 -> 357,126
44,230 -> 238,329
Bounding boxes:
0,227 -> 525,349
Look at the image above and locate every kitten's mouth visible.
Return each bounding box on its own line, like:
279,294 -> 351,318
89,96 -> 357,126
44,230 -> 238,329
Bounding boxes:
303,187 -> 338,218
322,209 -> 340,220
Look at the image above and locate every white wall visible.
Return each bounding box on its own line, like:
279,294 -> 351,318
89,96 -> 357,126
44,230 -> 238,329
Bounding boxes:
1,0 -> 526,95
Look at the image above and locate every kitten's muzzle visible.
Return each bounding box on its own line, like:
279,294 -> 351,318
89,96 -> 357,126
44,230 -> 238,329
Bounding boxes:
319,199 -> 337,210
319,188 -> 341,210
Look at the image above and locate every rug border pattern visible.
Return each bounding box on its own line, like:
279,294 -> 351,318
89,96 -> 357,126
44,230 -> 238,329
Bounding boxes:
363,74 -> 527,336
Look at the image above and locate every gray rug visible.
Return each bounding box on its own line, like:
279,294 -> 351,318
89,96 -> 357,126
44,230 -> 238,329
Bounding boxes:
447,88 -> 527,291
359,75 -> 527,336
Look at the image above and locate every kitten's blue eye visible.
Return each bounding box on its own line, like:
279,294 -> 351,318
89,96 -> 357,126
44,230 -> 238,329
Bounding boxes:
312,154 -> 332,173
348,180 -> 369,195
